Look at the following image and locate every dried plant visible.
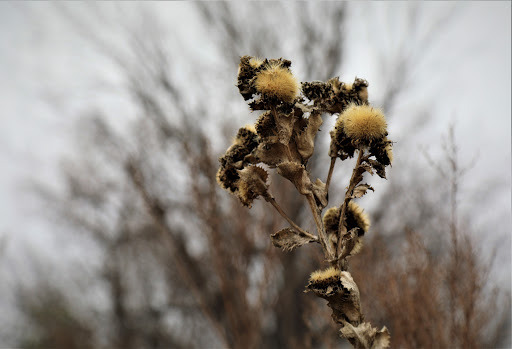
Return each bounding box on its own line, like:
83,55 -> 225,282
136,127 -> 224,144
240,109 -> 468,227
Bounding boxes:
217,56 -> 393,348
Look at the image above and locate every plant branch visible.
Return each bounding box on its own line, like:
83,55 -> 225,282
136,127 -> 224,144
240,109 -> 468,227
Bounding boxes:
306,193 -> 335,260
266,196 -> 315,240
325,157 -> 336,196
336,149 -> 365,262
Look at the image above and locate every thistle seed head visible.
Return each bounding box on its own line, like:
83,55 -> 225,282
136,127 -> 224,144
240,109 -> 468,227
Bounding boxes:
254,62 -> 299,103
341,104 -> 387,141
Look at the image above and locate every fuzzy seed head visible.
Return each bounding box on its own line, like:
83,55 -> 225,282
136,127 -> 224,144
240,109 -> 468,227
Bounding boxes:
341,104 -> 387,141
310,266 -> 342,283
347,201 -> 370,234
254,62 -> 299,103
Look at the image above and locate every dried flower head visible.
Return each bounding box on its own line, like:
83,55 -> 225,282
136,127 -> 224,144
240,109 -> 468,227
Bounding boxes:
323,206 -> 341,235
254,62 -> 299,103
234,125 -> 259,148
347,201 -> 370,235
236,165 -> 269,207
322,202 -> 370,237
340,104 -> 387,141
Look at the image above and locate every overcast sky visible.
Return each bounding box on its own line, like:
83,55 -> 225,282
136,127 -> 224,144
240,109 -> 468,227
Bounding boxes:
0,1 -> 510,302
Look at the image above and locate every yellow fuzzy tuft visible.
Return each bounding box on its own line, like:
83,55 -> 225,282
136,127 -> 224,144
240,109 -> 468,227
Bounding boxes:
348,201 -> 370,233
341,104 -> 387,141
249,57 -> 264,68
343,82 -> 353,91
254,62 -> 299,103
310,266 -> 342,282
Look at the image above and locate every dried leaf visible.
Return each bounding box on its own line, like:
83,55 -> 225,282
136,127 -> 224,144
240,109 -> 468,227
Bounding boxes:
352,183 -> 374,199
277,161 -> 312,195
271,228 -> 317,251
340,322 -> 390,349
295,112 -> 323,161
312,178 -> 328,208
368,159 -> 387,179
252,143 -> 294,167
340,228 -> 360,259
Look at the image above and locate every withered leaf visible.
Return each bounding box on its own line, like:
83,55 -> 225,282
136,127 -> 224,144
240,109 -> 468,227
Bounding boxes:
340,322 -> 390,349
352,183 -> 374,199
295,112 -> 323,161
252,143 -> 298,167
340,228 -> 360,259
271,228 -> 317,251
277,161 -> 313,195
368,159 -> 387,179
312,178 -> 328,209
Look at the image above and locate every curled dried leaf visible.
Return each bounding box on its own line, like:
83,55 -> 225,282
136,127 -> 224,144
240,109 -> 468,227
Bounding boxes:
271,227 -> 317,251
295,112 -> 323,161
352,183 -> 374,199
312,178 -> 328,209
366,159 -> 387,179
252,142 -> 301,167
277,161 -> 312,195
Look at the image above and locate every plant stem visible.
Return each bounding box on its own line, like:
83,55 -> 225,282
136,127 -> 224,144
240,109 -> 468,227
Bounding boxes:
325,157 -> 336,196
266,196 -> 315,240
336,149 -> 364,261
306,193 -> 335,260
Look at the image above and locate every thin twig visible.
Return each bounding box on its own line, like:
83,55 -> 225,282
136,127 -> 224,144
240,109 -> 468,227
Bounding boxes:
325,157 -> 336,196
266,196 -> 316,240
306,193 -> 335,260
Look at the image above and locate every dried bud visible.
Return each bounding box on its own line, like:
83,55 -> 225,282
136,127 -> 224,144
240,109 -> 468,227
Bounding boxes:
234,125 -> 259,149
236,165 -> 269,207
255,111 -> 277,141
254,61 -> 299,103
341,103 -> 387,142
323,206 -> 341,235
322,202 -> 370,237
347,201 -> 370,235
306,269 -> 363,326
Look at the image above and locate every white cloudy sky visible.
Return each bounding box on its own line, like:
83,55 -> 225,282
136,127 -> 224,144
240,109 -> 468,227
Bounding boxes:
0,1 -> 510,298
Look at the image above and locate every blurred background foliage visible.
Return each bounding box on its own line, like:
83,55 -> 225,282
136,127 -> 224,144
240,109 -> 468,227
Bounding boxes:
1,2 -> 510,348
